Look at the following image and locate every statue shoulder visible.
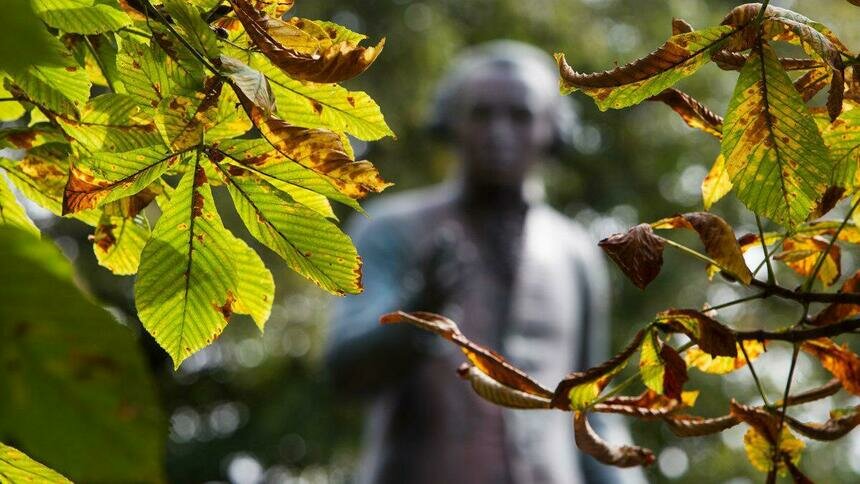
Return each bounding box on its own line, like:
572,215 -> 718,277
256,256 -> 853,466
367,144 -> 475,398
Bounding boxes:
346,183 -> 455,237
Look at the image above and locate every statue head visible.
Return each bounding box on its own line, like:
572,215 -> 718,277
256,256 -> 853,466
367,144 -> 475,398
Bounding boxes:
429,40 -> 576,190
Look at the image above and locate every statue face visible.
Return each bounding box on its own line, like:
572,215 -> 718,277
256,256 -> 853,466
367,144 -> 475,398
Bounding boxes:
452,67 -> 554,188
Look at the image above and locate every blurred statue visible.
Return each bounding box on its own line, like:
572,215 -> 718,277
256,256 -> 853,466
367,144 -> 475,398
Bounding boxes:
325,40 -> 643,484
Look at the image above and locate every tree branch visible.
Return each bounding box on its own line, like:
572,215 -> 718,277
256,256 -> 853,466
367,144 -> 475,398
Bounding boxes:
735,316 -> 860,342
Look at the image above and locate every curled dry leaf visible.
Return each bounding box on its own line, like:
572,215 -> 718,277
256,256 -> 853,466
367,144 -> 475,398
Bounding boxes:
785,406 -> 860,441
656,309 -> 737,357
555,25 -> 739,110
573,411 -> 655,467
648,88 -> 723,138
598,224 -> 664,290
553,329 -> 646,410
638,330 -> 688,400
812,270 -> 860,326
794,66 -> 832,102
711,51 -> 822,72
801,337 -> 860,395
457,364 -> 552,410
777,379 -> 842,407
380,311 -> 554,399
652,211 -> 753,284
663,414 -> 740,437
671,18 -> 694,35
594,389 -> 698,419
686,340 -> 766,375
775,235 -> 841,287
228,0 -> 383,83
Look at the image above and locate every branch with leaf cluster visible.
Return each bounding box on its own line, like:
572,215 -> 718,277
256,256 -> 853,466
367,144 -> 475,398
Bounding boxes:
385,2 -> 860,482
0,0 -> 395,370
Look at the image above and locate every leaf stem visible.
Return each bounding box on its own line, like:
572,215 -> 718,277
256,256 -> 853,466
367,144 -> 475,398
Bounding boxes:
771,343 -> 800,474
803,196 -> 860,291
590,372 -> 641,408
740,340 -> 771,407
755,214 -> 775,285
707,292 -> 767,312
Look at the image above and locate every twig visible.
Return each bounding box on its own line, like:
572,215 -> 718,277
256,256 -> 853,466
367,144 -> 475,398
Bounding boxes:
735,316 -> 860,342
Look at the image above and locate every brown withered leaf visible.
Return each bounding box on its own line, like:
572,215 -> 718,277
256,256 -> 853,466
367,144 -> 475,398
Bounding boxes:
785,406 -> 860,441
655,309 -> 737,357
553,329 -> 647,409
228,0 -> 383,83
652,212 -> 753,284
812,271 -> 860,326
808,186 -> 846,220
232,85 -> 392,199
573,411 -> 655,468
457,363 -> 552,409
775,235 -> 841,286
639,331 -> 688,400
801,338 -> 860,395
594,389 -> 698,419
730,400 -> 780,444
731,400 -> 805,475
663,414 -> 740,437
648,88 -> 723,138
380,311 -> 554,399
218,56 -> 276,116
711,51 -> 822,72
794,67 -> 833,102
598,224 -> 664,290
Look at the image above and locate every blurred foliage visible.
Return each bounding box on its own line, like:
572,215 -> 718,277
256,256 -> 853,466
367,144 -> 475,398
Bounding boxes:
6,0 -> 860,483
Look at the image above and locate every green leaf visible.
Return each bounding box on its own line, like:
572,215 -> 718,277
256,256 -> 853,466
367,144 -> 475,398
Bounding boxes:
5,34 -> 91,117
0,1 -> 56,75
251,53 -> 394,140
721,43 -> 831,227
63,146 -> 182,214
231,236 -> 275,329
155,80 -> 249,151
215,162 -> 362,295
0,226 -> 165,483
816,100 -> 860,187
116,36 -> 200,109
0,83 -> 25,121
0,442 -> 72,484
135,159 -> 271,367
0,123 -> 67,150
57,93 -> 163,153
162,0 -> 220,60
556,25 -> 737,110
92,213 -> 150,275
32,0 -> 131,35
0,174 -> 39,236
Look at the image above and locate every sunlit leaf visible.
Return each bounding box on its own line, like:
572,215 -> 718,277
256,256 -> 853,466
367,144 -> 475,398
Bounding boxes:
775,235 -> 841,286
556,25 -> 738,110
702,154 -> 732,210
721,42 -> 831,227
0,174 -> 39,236
5,34 -> 91,117
655,309 -> 737,357
639,329 -> 688,399
598,224 -> 665,289
33,0 -> 131,35
229,0 -> 384,83
219,55 -> 276,116
134,160 -> 269,368
56,93 -> 163,153
162,0 -> 220,60
91,213 -> 149,275
116,36 -> 201,109
249,53 -> 394,140
815,100 -> 860,188
652,211 -> 752,284
0,442 -> 71,484
685,340 -> 765,374
731,401 -> 805,475
0,84 -> 25,121
63,146 -> 183,215
216,163 -> 363,295
801,337 -> 860,395
233,85 -> 392,199
573,411 -> 655,467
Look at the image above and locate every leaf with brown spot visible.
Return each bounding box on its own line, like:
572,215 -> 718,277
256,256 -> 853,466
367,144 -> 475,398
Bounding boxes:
652,211 -> 752,284
801,338 -> 860,395
794,66 -> 832,102
573,411 -> 655,467
380,311 -> 554,399
648,88 -> 723,138
228,0 -> 384,83
91,214 -> 150,275
598,224 -> 665,289
812,270 -> 860,326
774,235 -> 841,286
656,309 -> 737,357
232,84 -> 391,199
556,25 -> 740,110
